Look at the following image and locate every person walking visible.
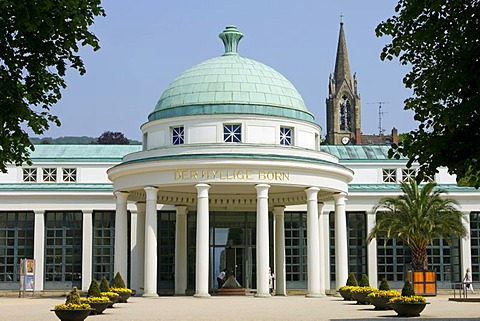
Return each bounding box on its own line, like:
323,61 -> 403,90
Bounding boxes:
463,268 -> 475,294
268,267 -> 275,295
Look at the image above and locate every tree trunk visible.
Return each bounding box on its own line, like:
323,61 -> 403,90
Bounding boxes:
411,247 -> 428,270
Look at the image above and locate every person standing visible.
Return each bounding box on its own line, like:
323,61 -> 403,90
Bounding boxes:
217,269 -> 226,289
268,267 -> 275,295
463,268 -> 475,294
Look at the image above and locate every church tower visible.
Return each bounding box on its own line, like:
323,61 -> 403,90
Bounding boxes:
326,21 -> 361,145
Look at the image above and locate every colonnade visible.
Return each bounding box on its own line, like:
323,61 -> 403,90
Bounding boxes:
113,184 -> 349,297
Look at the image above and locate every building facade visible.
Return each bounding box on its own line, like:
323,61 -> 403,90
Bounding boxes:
0,25 -> 479,295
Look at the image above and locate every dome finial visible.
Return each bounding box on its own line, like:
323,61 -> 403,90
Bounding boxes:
219,26 -> 243,56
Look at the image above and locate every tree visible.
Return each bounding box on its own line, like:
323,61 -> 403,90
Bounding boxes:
87,279 -> 101,297
377,1 -> 480,187
97,131 -> 130,145
367,180 -> 467,270
112,272 -> 126,288
0,0 -> 105,173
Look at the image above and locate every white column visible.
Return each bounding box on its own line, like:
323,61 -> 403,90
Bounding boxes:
273,206 -> 286,296
194,184 -> 210,297
318,202 -> 326,295
114,191 -> 129,281
255,184 -> 271,298
33,210 -> 45,291
143,187 -> 158,297
460,212 -> 472,277
175,205 -> 188,295
333,193 -> 348,290
322,206 -> 331,290
367,211 -> 378,286
82,210 -> 93,291
131,202 -> 145,295
306,187 -> 321,297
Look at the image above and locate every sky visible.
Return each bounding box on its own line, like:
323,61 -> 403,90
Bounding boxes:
38,0 -> 416,141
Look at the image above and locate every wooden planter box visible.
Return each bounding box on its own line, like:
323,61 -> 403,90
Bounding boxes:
407,270 -> 437,296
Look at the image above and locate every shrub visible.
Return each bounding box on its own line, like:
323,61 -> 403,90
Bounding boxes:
379,278 -> 390,291
100,276 -> 110,292
87,279 -> 101,297
359,274 -> 370,287
112,272 -> 126,288
401,279 -> 415,296
346,272 -> 358,286
65,286 -> 81,305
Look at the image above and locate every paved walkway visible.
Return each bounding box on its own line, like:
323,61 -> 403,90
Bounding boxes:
1,294 -> 479,321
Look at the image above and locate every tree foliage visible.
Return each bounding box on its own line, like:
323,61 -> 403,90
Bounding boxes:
346,272 -> 358,286
66,286 -> 81,305
112,272 -> 126,288
87,279 -> 101,297
379,278 -> 390,291
377,1 -> 480,187
359,274 -> 370,287
97,131 -> 130,145
401,279 -> 415,297
0,0 -> 105,173
100,276 -> 110,292
367,180 -> 467,270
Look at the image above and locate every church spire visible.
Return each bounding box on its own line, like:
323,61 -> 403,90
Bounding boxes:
333,21 -> 353,89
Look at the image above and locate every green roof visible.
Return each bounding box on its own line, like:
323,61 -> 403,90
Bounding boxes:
321,145 -> 405,161
349,184 -> 478,193
149,26 -> 314,122
28,145 -> 141,162
0,183 -> 113,191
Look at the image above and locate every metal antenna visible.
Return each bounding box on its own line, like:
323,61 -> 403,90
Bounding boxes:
367,102 -> 389,135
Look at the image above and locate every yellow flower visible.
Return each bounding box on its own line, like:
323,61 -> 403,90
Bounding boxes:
110,287 -> 133,294
80,296 -> 110,303
389,295 -> 426,303
54,303 -> 91,310
101,291 -> 120,298
350,286 -> 377,293
368,290 -> 401,298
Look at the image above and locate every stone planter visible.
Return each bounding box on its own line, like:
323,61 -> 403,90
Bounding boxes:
117,292 -> 131,303
351,291 -> 372,305
107,295 -> 118,308
390,302 -> 430,317
368,297 -> 393,310
88,302 -> 111,315
52,309 -> 93,321
339,290 -> 353,301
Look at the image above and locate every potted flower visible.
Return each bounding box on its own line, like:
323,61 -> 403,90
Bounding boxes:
51,286 -> 93,321
99,276 -> 119,307
368,279 -> 400,310
350,274 -> 376,304
388,280 -> 429,317
80,279 -> 112,315
338,272 -> 358,300
110,272 -> 133,303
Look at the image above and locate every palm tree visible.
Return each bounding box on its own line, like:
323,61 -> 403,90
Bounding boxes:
367,179 -> 467,270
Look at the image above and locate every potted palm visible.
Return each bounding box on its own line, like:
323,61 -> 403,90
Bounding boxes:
351,274 -> 376,305
338,272 -> 358,300
51,287 -> 93,321
368,279 -> 400,309
388,280 -> 429,317
110,272 -> 133,303
367,180 -> 467,295
100,276 -> 119,308
80,279 -> 111,315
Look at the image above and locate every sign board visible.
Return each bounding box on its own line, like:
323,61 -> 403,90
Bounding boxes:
19,259 -> 35,297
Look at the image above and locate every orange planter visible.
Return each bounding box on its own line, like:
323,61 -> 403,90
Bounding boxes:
407,270 -> 437,296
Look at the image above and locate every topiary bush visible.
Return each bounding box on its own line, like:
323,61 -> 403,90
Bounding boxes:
401,279 -> 415,296
379,278 -> 390,291
87,279 -> 101,297
65,286 -> 81,305
100,276 -> 110,292
360,274 -> 370,287
112,272 -> 126,288
346,272 -> 358,286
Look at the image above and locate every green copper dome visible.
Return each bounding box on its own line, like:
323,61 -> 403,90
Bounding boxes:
148,26 -> 314,122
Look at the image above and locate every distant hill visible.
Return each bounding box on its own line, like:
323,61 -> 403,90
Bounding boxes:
30,136 -> 142,145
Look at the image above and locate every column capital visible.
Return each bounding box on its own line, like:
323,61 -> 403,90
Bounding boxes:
195,183 -> 210,198
144,186 -> 158,200
333,192 -> 347,204
114,191 -> 129,202
273,205 -> 286,217
255,184 -> 270,198
305,187 -> 320,200
34,210 -> 44,216
175,205 -> 188,215
135,201 -> 146,212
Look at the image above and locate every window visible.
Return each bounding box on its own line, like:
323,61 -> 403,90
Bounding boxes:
93,211 -> 115,281
23,168 -> 37,182
43,168 -> 57,182
401,168 -> 416,182
470,212 -> 480,282
63,168 -> 77,182
280,127 -> 293,146
339,95 -> 351,131
382,169 -> 397,183
172,126 -> 184,145
285,212 -> 307,283
223,124 -> 241,143
0,212 -> 34,282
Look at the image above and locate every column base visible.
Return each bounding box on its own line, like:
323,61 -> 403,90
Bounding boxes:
193,293 -> 211,298
306,293 -> 325,298
254,293 -> 272,298
142,292 -> 159,297
274,293 -> 287,296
